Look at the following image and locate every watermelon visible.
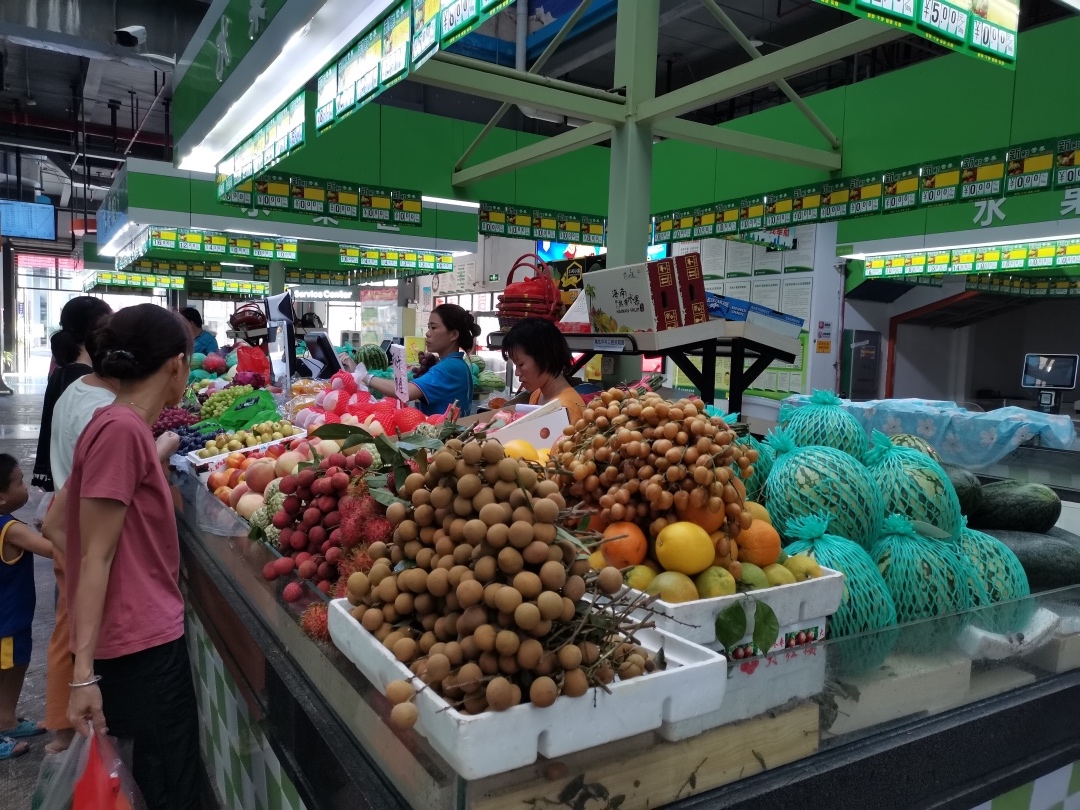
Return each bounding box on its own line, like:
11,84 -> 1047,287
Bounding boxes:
864,431 -> 963,542
957,523 -> 1032,634
779,390 -> 869,461
737,434 -> 774,503
764,428 -> 883,549
358,344 -> 389,371
190,352 -> 206,370
986,528 -> 1080,591
968,479 -> 1061,534
942,463 -> 982,516
890,433 -> 942,462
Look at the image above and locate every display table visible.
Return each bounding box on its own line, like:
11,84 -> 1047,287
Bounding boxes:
488,321 -> 799,412
175,469 -> 1080,810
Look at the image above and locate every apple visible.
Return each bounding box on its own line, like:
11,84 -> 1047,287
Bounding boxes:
275,450 -> 307,477
229,482 -> 250,508
235,492 -> 265,520
245,459 -> 278,494
214,486 -> 232,505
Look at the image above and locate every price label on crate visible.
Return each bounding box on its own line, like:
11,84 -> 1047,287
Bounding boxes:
593,337 -> 627,352
390,343 -> 409,404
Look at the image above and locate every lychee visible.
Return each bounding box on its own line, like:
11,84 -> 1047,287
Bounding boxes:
328,453 -> 347,469
262,562 -> 278,581
319,458 -> 331,471
328,528 -> 342,547
331,472 -> 350,491
324,466 -> 341,477
320,540 -> 332,554
316,579 -> 332,595
309,525 -> 327,546
282,496 -> 301,515
323,511 -> 341,529
354,449 -> 373,469
282,582 -> 304,603
296,486 -> 313,502
278,475 -> 298,495
272,510 -> 292,529
273,556 -> 295,576
317,562 -> 335,580
303,507 -> 321,526
298,560 -> 318,579
295,552 -> 312,565
316,495 -> 338,514
297,468 -> 317,488
325,547 -> 342,564
289,531 -> 307,551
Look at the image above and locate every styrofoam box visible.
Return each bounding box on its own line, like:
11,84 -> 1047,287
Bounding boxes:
625,567 -> 844,646
666,643 -> 828,739
185,431 -> 306,473
328,599 -> 728,780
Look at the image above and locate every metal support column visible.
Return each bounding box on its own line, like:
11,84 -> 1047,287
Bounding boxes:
269,261 -> 286,296
602,0 -> 659,385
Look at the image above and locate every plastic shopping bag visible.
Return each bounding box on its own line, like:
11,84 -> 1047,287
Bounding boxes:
74,732 -> 144,810
30,733 -> 88,810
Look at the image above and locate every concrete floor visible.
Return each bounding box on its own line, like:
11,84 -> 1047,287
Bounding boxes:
0,390 -> 58,805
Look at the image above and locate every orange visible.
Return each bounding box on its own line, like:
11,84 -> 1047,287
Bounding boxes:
737,521 -> 782,567
674,500 -> 726,534
600,522 -> 648,568
655,522 -> 715,576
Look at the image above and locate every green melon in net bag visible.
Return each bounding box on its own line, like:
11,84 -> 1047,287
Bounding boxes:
890,433 -> 943,462
763,428 -> 883,549
864,431 -> 963,542
786,513 -> 898,675
779,390 -> 869,461
956,520 -> 1034,635
738,434 -> 774,503
871,514 -> 988,652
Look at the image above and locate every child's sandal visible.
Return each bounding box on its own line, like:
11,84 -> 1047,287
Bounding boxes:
0,736 -> 29,760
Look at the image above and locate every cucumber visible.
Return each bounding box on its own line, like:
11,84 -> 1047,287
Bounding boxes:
942,463 -> 983,516
986,529 -> 1080,591
968,479 -> 1062,534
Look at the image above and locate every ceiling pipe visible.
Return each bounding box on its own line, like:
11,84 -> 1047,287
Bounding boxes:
0,110 -> 169,147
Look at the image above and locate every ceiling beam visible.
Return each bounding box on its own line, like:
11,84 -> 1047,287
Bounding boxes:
636,19 -> 906,124
412,54 -> 627,126
653,117 -> 841,170
452,122 -> 612,186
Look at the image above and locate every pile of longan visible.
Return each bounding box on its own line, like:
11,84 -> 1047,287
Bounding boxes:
547,389 -> 759,540
343,437 -> 660,728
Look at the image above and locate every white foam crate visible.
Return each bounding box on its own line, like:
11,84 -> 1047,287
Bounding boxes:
626,567 -> 845,647
328,599 -> 728,780
666,643 -> 828,739
185,431 -> 307,474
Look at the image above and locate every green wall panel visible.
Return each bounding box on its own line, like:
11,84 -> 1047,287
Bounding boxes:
381,106 -> 455,197
1008,20 -> 1080,143
652,140 -> 717,212
129,172 -> 191,215
512,130 -> 609,214
451,120 -> 519,204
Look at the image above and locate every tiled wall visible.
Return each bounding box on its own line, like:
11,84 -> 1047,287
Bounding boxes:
187,611 -> 308,810
974,762 -> 1080,810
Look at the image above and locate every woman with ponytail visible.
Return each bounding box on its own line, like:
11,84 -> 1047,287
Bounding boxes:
32,297 -> 112,492
360,303 -> 480,417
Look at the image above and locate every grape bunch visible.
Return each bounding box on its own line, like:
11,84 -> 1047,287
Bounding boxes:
414,352 -> 438,378
200,385 -> 254,420
173,424 -> 222,455
152,407 -> 199,438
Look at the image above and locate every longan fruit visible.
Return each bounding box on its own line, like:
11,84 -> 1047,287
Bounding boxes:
472,487 -> 496,511
393,637 -> 417,663
535,480 -> 559,497
561,668 -> 588,698
497,547 -> 524,576
486,676 -> 514,712
426,652 -> 450,682
518,467 -> 538,492
562,574 -> 587,602
462,693 -> 488,715
508,521 -> 534,548
536,590 -> 564,621
482,582 -> 503,608
479,503 -> 505,527
457,579 -> 484,608
361,608 -> 384,632
448,565 -> 470,589
513,571 -> 543,600
486,523 -> 509,549
474,556 -> 498,584
382,604 -> 399,624
579,641 -> 600,665
458,605 -> 488,638
444,641 -> 464,665
370,539 -> 392,559
394,592 -> 415,615
517,638 -> 544,669
598,566 -> 623,595
557,644 -> 583,670
495,629 -> 520,657
498,654 -> 520,676
412,488 -> 432,509
534,651 -> 557,676
495,584 -> 523,615
375,624 -> 393,642
530,676 -> 558,708
433,451 -> 457,474
386,501 -> 408,524
403,472 -> 427,497
377,575 -> 400,603
348,572 -> 371,600
457,474 -> 482,499
530,619 -> 552,638
455,460 -> 477,480
459,635 -> 480,661
426,567 -> 450,597
514,601 -> 541,631
512,505 -> 535,525
453,496 -> 474,517
473,623 -> 497,652
539,561 -> 566,591
389,702 -> 419,731
386,679 -> 414,705
414,504 -> 435,527
493,480 -> 517,502
462,441 -> 483,465
532,498 -> 560,524
533,523 -> 557,545
481,440 -> 504,464
415,548 -> 436,570
560,597 -> 577,623
457,662 -> 484,693
522,540 -> 551,565
463,519 -> 488,545
546,545 -> 564,563
496,457 -> 519,482
429,486 -> 453,509
452,543 -> 473,565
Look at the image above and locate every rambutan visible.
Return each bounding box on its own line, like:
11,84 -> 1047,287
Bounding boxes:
340,513 -> 362,547
332,577 -> 349,600
360,515 -> 393,545
356,495 -> 379,518
300,604 -> 330,642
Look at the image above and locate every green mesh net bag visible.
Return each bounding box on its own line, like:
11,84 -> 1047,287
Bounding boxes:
871,515 -> 987,653
763,428 -> 884,549
779,390 -> 869,461
786,513 -> 900,675
738,434 -> 775,503
956,520 -> 1034,634
864,431 -> 963,542
890,433 -> 943,462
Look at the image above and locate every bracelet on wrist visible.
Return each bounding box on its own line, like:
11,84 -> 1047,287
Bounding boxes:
69,675 -> 102,688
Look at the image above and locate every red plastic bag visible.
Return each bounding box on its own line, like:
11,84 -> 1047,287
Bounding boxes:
74,733 -> 140,810
236,344 -> 271,376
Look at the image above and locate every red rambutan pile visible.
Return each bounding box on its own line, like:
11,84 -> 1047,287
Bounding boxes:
300,603 -> 330,642
360,515 -> 393,545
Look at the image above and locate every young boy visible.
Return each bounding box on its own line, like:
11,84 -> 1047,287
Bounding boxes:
0,453 -> 52,759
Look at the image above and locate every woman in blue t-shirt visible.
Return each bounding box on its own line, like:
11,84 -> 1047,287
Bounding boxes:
362,304 -> 479,417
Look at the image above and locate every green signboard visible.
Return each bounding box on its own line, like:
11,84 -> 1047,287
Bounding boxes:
813,0 -> 1017,68
339,243 -> 454,273
1005,139 -> 1055,195
764,189 -> 793,229
882,166 -> 920,213
862,238 -> 1080,280
479,201 -> 605,245
919,157 -> 962,207
216,91 -> 305,200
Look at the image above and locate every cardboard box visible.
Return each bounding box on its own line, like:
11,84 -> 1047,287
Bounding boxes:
704,293 -> 804,338
674,252 -> 709,325
585,260 -> 682,333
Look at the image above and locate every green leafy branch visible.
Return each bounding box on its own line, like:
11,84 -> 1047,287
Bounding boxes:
714,597 -> 780,656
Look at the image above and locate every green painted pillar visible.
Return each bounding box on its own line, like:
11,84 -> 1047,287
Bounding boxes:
602,0 -> 659,385
269,261 -> 286,295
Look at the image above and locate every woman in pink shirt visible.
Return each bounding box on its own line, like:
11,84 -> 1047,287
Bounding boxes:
65,304 -> 198,810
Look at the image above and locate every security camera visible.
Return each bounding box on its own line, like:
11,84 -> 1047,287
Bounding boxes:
114,26 -> 147,47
